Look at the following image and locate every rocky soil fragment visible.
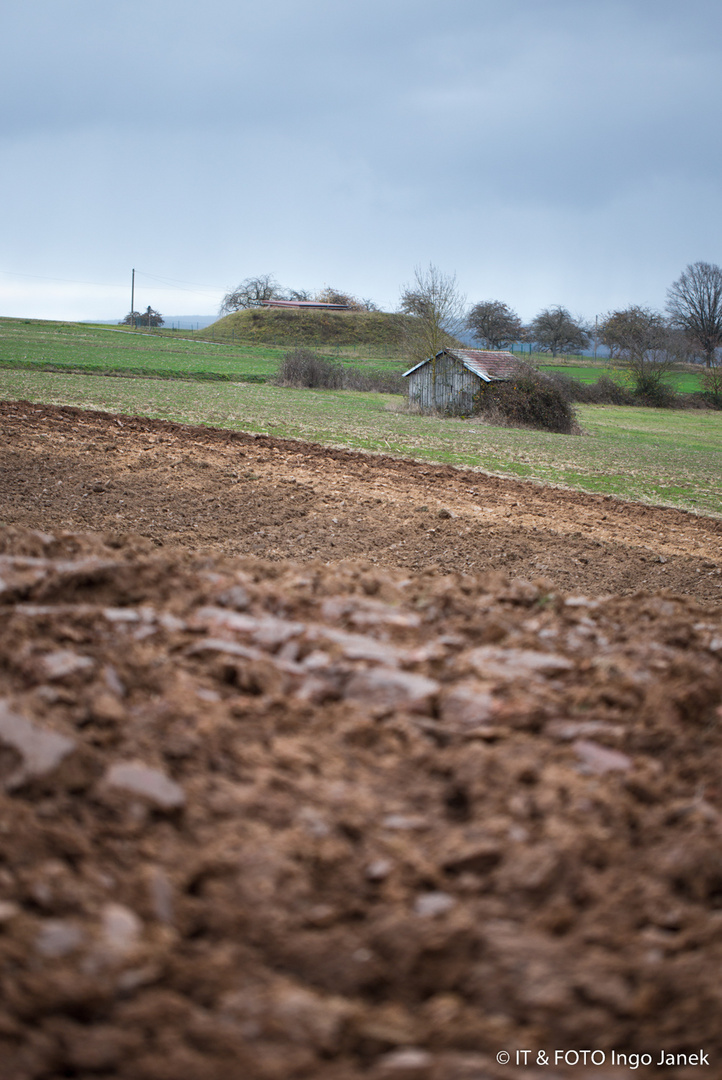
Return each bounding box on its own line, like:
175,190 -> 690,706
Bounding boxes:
0,526 -> 721,1079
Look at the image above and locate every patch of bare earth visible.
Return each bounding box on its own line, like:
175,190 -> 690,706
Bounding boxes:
0,401 -> 721,1079
1,401 -> 721,604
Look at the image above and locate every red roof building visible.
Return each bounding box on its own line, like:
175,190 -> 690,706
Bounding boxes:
261,299 -> 351,310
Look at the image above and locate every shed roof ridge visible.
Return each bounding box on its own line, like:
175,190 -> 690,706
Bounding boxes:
402,347 -> 516,380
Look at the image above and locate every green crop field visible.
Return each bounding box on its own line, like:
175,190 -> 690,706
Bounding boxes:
1,368 -> 720,518
0,317 -> 283,381
1,319 -> 710,390
0,317 -> 407,380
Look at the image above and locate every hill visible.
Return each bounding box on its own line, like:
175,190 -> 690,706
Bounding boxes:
207,306 -> 414,350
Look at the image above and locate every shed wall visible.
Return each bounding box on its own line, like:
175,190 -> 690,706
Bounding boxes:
407,354 -> 484,414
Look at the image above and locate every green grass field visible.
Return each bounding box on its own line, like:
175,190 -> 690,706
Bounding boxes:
0,317 -> 283,381
1,368 -> 720,518
1,319 -> 710,391
0,317 -> 406,380
537,362 -> 705,393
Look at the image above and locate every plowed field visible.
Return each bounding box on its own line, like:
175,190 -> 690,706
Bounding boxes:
1,400 -> 722,1080
1,401 -> 721,604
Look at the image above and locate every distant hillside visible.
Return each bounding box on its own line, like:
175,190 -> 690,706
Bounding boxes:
83,316 -> 217,330
207,307 -> 413,350
162,315 -> 218,330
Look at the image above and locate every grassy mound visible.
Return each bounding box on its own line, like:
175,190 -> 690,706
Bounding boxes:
207,307 -> 411,349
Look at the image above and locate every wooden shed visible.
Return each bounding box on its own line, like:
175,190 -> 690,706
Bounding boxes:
402,348 -> 516,415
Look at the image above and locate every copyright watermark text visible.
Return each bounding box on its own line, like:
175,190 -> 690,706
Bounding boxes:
496,1049 -> 710,1069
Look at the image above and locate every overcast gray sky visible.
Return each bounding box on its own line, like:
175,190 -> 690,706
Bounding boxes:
2,0 -> 722,323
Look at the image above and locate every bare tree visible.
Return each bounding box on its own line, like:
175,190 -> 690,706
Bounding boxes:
219,274 -> 283,314
120,306 -> 163,328
314,287 -> 362,309
312,287 -> 379,312
528,307 -> 590,358
219,279 -> 376,313
399,264 -> 466,364
664,326 -> 699,365
599,306 -> 672,398
666,261 -> 722,367
466,300 -> 523,350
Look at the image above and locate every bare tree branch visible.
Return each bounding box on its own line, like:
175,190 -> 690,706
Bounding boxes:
399,264 -> 466,363
600,305 -> 672,398
528,307 -> 590,357
219,275 -> 283,314
467,300 -> 523,350
666,261 -> 722,367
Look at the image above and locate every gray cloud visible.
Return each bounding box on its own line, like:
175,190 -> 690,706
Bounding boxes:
2,0 -> 722,320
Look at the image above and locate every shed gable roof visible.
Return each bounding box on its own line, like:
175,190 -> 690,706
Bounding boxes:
402,348 -> 516,381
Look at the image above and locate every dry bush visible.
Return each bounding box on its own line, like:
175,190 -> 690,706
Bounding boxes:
342,368 -> 405,393
633,382 -> 680,408
702,363 -> 722,407
274,348 -> 343,389
546,372 -> 636,406
275,349 -> 405,394
479,363 -> 579,434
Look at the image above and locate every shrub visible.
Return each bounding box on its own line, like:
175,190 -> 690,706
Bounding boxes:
479,363 -> 579,434
702,364 -> 722,407
499,366 -> 717,411
341,368 -> 405,393
275,349 -> 406,394
684,392 -> 719,410
274,349 -> 343,389
633,382 -> 680,408
594,374 -> 637,405
545,371 -> 635,405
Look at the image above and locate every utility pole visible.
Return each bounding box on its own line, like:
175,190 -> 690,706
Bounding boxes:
131,269 -> 135,329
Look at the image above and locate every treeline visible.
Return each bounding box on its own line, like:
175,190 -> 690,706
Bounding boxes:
467,263 -> 722,372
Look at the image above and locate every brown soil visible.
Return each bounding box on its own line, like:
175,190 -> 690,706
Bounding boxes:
1,401 -> 720,605
1,400 -> 722,1080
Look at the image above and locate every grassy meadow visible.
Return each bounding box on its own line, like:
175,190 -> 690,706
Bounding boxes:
538,362 -> 705,393
0,317 -> 405,380
0,318 -> 709,389
0,317 -> 284,381
1,366 -> 720,518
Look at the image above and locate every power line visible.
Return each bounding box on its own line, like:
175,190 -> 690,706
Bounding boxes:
0,269 -> 127,289
0,268 -> 227,297
134,270 -> 228,294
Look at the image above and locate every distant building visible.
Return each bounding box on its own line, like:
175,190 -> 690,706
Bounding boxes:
261,299 -> 351,311
402,348 -> 516,414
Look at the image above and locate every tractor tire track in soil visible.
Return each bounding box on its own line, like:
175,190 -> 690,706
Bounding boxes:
0,400 -> 721,1079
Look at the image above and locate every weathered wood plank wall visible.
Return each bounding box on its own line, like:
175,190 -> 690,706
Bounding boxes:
407,354 -> 483,414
